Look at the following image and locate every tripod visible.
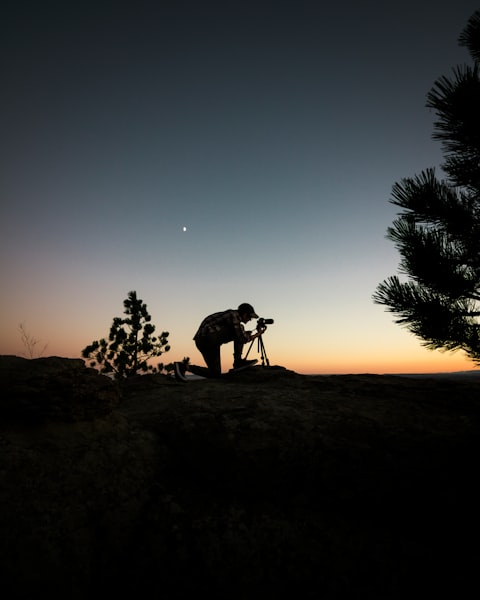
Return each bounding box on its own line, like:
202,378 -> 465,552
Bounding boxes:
244,333 -> 270,366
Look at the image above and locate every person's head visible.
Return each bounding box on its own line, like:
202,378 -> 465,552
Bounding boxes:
238,303 -> 258,323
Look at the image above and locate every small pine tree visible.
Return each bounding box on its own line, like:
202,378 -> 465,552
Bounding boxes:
82,291 -> 171,378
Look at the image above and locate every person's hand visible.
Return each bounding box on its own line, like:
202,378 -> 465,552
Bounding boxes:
250,326 -> 266,341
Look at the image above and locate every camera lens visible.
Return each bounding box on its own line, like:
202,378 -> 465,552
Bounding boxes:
258,318 -> 274,325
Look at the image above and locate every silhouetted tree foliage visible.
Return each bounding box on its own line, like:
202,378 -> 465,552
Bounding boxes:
373,11 -> 480,364
82,291 -> 171,378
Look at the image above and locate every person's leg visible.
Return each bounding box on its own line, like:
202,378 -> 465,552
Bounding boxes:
188,337 -> 222,378
233,340 -> 244,366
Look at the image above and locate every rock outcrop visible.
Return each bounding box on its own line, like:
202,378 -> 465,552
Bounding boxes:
0,355 -> 120,422
1,356 -> 479,599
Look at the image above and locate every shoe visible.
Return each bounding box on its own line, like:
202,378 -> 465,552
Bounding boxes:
174,362 -> 188,382
231,358 -> 258,372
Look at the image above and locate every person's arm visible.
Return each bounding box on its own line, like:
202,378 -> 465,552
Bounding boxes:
232,312 -> 266,343
232,312 -> 251,343
249,325 -> 266,341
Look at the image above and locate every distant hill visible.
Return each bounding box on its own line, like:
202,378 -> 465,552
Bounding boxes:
391,370 -> 480,380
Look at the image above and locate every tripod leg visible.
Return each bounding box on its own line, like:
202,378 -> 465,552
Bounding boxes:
244,339 -> 255,360
257,336 -> 270,367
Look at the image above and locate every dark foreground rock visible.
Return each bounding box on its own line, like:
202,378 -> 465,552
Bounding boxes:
1,356 -> 479,599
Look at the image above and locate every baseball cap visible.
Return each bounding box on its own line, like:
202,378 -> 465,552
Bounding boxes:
238,303 -> 258,318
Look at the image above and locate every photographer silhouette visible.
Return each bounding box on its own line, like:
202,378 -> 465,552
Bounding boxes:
174,303 -> 266,381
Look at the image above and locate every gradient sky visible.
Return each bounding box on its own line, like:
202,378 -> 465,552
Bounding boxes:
1,0 -> 479,374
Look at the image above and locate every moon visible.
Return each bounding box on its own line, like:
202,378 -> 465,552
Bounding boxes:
183,226 -> 187,232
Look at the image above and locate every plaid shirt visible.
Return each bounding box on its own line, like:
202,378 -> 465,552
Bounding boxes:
194,309 -> 252,344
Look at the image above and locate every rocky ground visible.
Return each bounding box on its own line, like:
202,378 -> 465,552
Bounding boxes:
1,356 -> 479,599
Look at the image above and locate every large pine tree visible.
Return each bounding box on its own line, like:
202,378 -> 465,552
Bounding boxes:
373,11 -> 480,364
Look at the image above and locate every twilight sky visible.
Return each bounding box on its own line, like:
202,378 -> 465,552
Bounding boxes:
1,0 -> 479,374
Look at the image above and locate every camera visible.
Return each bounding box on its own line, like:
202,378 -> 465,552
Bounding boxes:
257,317 -> 274,328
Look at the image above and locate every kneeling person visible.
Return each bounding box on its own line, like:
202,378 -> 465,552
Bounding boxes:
174,303 -> 264,380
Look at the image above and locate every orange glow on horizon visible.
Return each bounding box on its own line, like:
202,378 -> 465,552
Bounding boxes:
1,348 -> 476,376
1,329 -> 477,376
290,353 -> 477,375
